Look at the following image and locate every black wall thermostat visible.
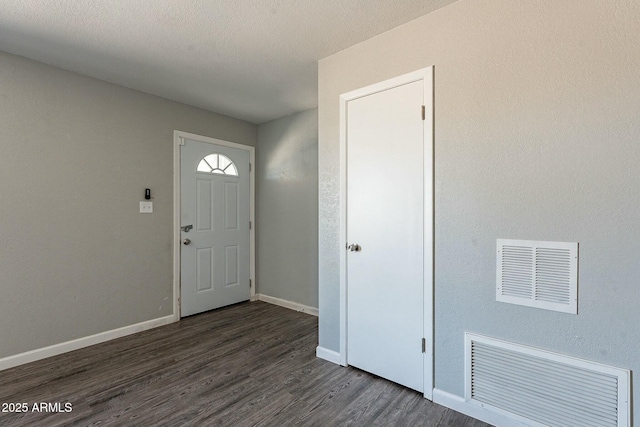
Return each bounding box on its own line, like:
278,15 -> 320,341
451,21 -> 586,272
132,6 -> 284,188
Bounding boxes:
145,188 -> 151,200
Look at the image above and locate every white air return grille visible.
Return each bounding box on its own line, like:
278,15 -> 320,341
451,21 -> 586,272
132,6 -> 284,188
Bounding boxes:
497,239 -> 578,314
466,334 -> 630,427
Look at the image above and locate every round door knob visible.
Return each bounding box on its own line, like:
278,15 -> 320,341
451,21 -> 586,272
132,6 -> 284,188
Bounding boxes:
183,238 -> 191,245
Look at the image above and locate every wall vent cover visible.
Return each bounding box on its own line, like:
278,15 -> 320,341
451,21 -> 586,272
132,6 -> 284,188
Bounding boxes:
497,239 -> 578,314
466,333 -> 630,427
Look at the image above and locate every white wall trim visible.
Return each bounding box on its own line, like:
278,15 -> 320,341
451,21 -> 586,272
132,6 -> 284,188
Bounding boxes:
315,346 -> 342,365
0,315 -> 175,372
433,389 -> 530,427
257,294 -> 318,316
338,67 -> 434,394
173,131 -> 256,319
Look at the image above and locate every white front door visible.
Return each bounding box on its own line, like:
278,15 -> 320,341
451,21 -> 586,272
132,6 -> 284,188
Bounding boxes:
180,138 -> 250,317
345,72 -> 432,394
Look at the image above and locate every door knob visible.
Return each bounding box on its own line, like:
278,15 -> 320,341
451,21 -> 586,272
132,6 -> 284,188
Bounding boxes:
183,238 -> 191,245
347,243 -> 361,252
181,224 -> 193,232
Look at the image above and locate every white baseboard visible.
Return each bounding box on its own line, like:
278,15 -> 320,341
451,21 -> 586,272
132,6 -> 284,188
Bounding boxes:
433,389 -> 529,427
0,315 -> 176,372
257,294 -> 318,316
315,346 -> 342,365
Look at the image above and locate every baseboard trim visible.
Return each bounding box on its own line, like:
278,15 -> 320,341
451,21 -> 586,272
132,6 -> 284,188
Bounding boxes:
316,346 -> 342,365
257,294 -> 318,316
433,389 -> 529,427
0,315 -> 176,372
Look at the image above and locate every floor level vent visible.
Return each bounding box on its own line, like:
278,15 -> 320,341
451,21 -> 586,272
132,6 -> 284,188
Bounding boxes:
465,333 -> 630,427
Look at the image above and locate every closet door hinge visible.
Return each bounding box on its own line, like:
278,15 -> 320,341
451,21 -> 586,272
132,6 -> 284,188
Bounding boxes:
422,338 -> 426,353
421,105 -> 426,121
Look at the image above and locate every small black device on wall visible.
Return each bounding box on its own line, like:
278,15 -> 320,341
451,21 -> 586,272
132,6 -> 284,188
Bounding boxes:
145,188 -> 151,200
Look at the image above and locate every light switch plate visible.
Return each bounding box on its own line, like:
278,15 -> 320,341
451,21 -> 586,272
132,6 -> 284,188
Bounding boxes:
140,201 -> 153,213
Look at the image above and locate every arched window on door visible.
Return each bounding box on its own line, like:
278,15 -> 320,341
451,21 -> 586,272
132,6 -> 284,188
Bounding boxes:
196,153 -> 239,176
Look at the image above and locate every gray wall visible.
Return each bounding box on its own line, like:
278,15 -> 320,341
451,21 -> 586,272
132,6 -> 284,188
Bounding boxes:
257,109 -> 318,308
318,0 -> 640,419
0,51 -> 256,359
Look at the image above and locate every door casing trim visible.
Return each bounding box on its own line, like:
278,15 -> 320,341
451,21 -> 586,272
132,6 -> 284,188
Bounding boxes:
338,67 -> 434,399
173,130 -> 256,320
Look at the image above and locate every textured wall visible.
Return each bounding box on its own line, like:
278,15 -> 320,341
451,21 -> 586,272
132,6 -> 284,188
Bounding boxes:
0,51 -> 256,358
318,0 -> 640,417
257,109 -> 318,308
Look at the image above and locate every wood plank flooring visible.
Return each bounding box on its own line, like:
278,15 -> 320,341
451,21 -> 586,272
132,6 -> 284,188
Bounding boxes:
0,301 -> 492,427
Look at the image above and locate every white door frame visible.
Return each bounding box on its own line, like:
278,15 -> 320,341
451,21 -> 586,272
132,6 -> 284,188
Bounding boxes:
173,130 -> 256,320
338,67 -> 434,399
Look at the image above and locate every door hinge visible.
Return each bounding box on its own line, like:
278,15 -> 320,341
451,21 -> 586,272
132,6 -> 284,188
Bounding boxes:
249,163 -> 252,172
421,105 -> 426,121
249,221 -> 252,229
422,338 -> 426,353
249,279 -> 252,288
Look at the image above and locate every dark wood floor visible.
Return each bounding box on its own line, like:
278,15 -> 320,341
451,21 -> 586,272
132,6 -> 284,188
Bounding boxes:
0,301 -> 492,427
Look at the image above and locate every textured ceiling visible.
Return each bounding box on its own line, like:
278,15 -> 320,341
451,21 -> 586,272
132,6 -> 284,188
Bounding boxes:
0,0 -> 457,124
